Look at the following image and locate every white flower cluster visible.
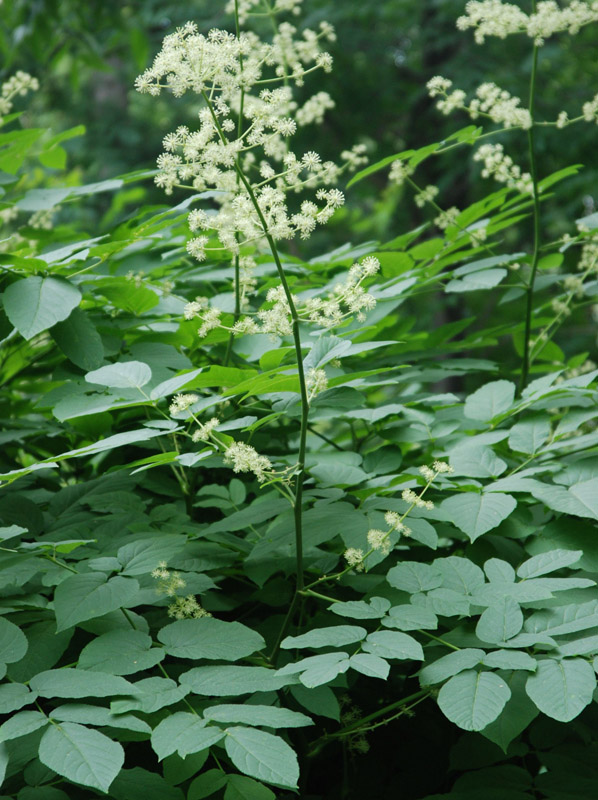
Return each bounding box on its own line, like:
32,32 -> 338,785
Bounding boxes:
167,596 -> 212,620
192,417 -> 220,442
435,207 -> 460,230
427,77 -> 531,129
302,255 -> 380,327
388,159 -> 415,187
415,185 -> 439,208
0,71 -> 39,125
224,441 -> 273,482
582,94 -> 598,123
306,367 -> 328,401
457,0 -> 598,45
402,488 -> 435,510
473,143 -> 533,194
229,0 -> 303,24
169,393 -> 199,415
151,561 -> 187,596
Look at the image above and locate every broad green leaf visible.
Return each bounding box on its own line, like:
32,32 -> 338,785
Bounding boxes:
442,492 -> 517,541
188,769 -> 228,800
484,558 -> 516,583
445,268 -> 507,293
348,653 -> 390,679
559,634 -> 598,657
464,380 -> 516,421
438,670 -> 511,731
329,597 -> 391,619
54,573 -> 140,631
386,562 -> 443,593
52,308 -> 104,371
382,605 -> 438,631
508,417 -> 550,454
158,618 -> 265,661
482,650 -> 537,671
77,630 -> 164,675
525,658 -> 596,721
517,549 -> 582,579
414,588 -> 470,617
480,671 -> 539,752
433,556 -> 485,595
150,368 -> 203,400
180,667 -> 294,696
30,669 -> 134,698
362,631 -> 423,660
85,361 -> 152,389
419,650 -> 485,686
0,710 -> 48,742
51,703 -> 151,733
568,478 -> 598,520
116,535 -> 186,576
151,712 -> 224,760
449,446 -> 507,478
109,767 -> 184,800
110,677 -> 189,714
476,597 -> 523,644
0,683 -> 35,713
3,277 -> 81,340
224,726 -> 299,789
203,704 -> 312,728
289,684 -> 340,721
225,774 -> 275,800
38,722 -> 124,793
0,617 -> 28,663
281,625 -> 366,650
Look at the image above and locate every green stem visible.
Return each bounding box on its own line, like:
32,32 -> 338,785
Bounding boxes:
519,26 -> 541,395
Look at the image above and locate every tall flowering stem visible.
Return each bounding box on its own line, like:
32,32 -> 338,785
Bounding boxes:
520,7 -> 541,394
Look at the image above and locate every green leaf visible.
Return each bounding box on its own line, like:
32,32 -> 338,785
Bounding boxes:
0,710 -> 48,742
150,368 -> 204,400
362,631 -> 424,660
328,597 -> 391,619
51,703 -> 151,733
0,617 -> 28,663
386,562 -> 443,593
54,573 -> 140,631
180,667 -> 294,696
30,669 -> 135,698
445,269 -> 507,293
442,493 -> 517,541
434,556 -> 485,595
349,653 -> 390,679
568,479 -> 598,520
109,767 -> 184,800
438,670 -> 511,731
151,712 -> 224,760
225,775 -> 276,800
525,658 -> 596,722
289,684 -> 340,721
517,549 -> 582,579
476,597 -> 523,644
508,417 -> 550,454
482,650 -> 537,671
77,630 -> 165,675
38,722 -> 124,793
116,535 -> 186,576
480,671 -> 539,752
449,446 -> 507,478
204,704 -> 312,728
3,277 -> 81,340
158,618 -> 265,661
419,650 -> 486,686
188,769 -> 228,800
52,309 -> 104,371
464,380 -> 516,421
0,683 -> 36,713
281,625 -> 366,650
382,605 -> 438,631
224,726 -> 299,789
85,361 -> 152,389
110,677 -> 189,714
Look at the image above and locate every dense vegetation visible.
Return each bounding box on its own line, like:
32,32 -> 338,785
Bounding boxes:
1,1 -> 598,798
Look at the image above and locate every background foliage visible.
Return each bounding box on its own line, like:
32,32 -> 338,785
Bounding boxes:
0,0 -> 598,798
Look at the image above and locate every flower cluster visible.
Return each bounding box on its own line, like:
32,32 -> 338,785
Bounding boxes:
473,143 -> 533,193
224,441 -> 273,482
229,0 -> 303,24
192,417 -> 220,443
434,207 -> 460,230
388,160 -> 414,187
582,93 -> 598,123
169,393 -> 199,416
0,71 -> 39,125
427,77 -> 531,129
306,368 -> 328,401
457,0 -> 598,45
302,255 -> 380,327
414,185 -> 439,208
151,561 -> 187,596
168,596 -> 212,619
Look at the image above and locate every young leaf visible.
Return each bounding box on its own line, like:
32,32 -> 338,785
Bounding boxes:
224,726 -> 299,789
38,722 -> 124,793
525,658 -> 596,722
437,670 -> 511,731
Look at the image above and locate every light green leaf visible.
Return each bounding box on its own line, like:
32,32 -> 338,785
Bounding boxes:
188,769 -> 228,800
418,650 -> 486,687
180,667 -> 294,696
149,368 -> 203,400
0,710 -> 48,742
110,677 -> 189,714
225,774 -> 275,800
464,380 -> 516,421
51,703 -> 151,733
349,653 -> 390,679
54,573 -> 140,631
559,634 -> 598,657
3,277 -> 81,340
482,650 -> 537,671
438,670 -> 511,731
78,630 -> 164,675
329,597 -> 391,619
151,712 -> 224,760
281,625 -> 366,650
476,597 -> 523,644
433,556 -> 485,595
517,549 -> 582,579
445,268 -> 507,293
442,492 -> 517,541
0,617 -> 28,663
30,669 -> 134,698
289,684 -> 340,721
386,562 -> 443,593
449,446 -> 507,478
158,618 -> 265,661
480,671 -> 539,752
276,653 -> 350,688
85,361 -> 152,389
525,658 -> 596,721
224,726 -> 299,789
362,631 -> 423,661
38,722 -> 124,793
484,558 -> 516,583
0,683 -> 35,713
204,704 -> 312,728
52,309 -> 104,371
382,605 -> 438,631
568,479 -> 598,520
508,417 -> 550,454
